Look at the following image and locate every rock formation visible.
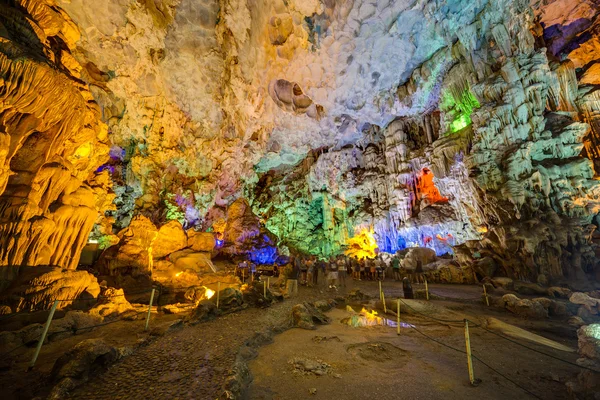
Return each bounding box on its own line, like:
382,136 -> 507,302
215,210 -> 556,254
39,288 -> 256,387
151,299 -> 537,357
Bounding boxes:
1,0 -> 600,307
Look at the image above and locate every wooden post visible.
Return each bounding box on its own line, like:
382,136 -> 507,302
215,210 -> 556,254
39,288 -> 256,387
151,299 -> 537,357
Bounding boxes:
263,280 -> 267,298
29,300 -> 59,369
483,284 -> 489,306
425,279 -> 429,301
216,282 -> 221,309
397,299 -> 401,335
378,280 -> 382,301
464,319 -> 475,385
382,291 -> 387,313
267,277 -> 270,291
144,288 -> 156,331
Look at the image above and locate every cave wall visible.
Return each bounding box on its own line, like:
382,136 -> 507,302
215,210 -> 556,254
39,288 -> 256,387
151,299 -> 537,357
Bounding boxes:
0,1 -> 111,282
0,0 -> 599,285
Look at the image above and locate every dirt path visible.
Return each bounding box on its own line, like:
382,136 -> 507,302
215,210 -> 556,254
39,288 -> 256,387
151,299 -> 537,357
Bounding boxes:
247,306 -> 580,400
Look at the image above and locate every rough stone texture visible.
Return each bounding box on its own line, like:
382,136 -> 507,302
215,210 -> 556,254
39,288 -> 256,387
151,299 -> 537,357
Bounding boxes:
89,288 -> 133,318
0,1 -> 111,275
96,215 -> 158,276
153,220 -> 187,259
291,302 -> 331,330
0,266 -> 100,312
50,339 -> 119,399
0,0 -> 599,298
500,294 -> 548,319
187,231 -> 216,252
566,323 -> 600,399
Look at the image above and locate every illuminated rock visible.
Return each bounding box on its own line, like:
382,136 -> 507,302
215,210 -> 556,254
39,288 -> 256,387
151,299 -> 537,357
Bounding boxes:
153,220 -> 188,259
187,231 -> 216,252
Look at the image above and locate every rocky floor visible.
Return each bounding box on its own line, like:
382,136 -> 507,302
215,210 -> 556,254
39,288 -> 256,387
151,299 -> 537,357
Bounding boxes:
0,278 -> 585,400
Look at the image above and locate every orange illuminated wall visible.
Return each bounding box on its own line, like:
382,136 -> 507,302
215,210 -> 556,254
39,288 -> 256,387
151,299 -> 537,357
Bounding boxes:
416,168 -> 448,204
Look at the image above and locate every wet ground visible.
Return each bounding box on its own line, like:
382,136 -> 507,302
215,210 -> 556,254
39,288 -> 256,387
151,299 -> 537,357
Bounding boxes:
0,277 -> 583,399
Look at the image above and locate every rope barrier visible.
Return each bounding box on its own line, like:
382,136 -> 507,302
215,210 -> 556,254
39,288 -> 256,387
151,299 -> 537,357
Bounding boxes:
471,321 -> 600,373
401,315 -> 543,400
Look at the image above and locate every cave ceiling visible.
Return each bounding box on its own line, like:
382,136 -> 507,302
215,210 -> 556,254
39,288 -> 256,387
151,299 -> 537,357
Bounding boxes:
1,0 -> 600,282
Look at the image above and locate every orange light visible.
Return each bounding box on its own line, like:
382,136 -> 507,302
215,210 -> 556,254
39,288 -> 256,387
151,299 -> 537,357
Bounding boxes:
203,286 -> 215,299
175,271 -> 183,277
417,168 -> 448,204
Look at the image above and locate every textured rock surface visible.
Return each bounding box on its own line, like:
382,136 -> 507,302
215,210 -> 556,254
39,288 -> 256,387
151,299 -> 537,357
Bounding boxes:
1,0 -> 600,301
0,1 -> 110,273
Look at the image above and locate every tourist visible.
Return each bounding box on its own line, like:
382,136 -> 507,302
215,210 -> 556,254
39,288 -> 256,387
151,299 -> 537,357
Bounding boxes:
375,257 -> 384,281
369,257 -> 377,280
306,257 -> 315,287
352,257 -> 360,280
312,256 -> 319,285
297,256 -> 307,285
286,256 -> 300,297
402,276 -> 414,299
359,258 -> 365,280
327,257 -> 339,290
337,256 -> 347,287
392,255 -> 401,281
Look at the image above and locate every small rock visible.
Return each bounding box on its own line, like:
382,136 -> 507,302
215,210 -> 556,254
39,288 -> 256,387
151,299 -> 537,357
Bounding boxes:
333,373 -> 342,379
309,388 -> 317,395
568,316 -> 585,328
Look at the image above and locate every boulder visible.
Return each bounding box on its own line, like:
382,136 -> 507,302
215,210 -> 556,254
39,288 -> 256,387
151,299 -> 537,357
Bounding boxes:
48,311 -> 104,341
424,259 -> 475,284
89,288 -> 133,318
491,277 -> 514,290
548,286 -> 572,299
501,294 -> 548,319
568,316 -> 586,328
0,323 -> 43,354
215,287 -> 243,310
533,297 -> 568,317
50,339 -> 119,399
570,292 -> 600,311
96,216 -> 158,276
292,302 -> 331,330
346,289 -> 369,301
174,252 -> 215,273
400,248 -> 436,271
0,266 -> 100,312
185,300 -> 218,324
472,256 -> 498,278
153,220 -> 187,259
314,299 -> 336,312
566,324 -> 600,398
513,281 -> 547,296
187,231 -> 216,252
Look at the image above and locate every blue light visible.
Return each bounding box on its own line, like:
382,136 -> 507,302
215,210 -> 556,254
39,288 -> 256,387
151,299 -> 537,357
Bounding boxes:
215,239 -> 224,248
249,246 -> 278,264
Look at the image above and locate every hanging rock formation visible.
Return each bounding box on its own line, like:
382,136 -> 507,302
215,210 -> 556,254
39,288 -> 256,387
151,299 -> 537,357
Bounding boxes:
0,2 -> 110,280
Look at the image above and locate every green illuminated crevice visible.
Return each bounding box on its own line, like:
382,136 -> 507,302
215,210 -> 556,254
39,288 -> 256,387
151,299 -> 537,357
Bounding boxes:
441,86 -> 480,134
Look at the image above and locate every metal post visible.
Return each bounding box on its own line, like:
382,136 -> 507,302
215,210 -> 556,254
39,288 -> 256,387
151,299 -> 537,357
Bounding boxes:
216,282 -> 220,309
397,299 -> 400,335
145,288 -> 155,331
267,277 -> 270,291
483,284 -> 489,306
382,291 -> 387,313
464,319 -> 475,385
29,300 -> 59,369
378,280 -> 382,301
425,279 -> 429,301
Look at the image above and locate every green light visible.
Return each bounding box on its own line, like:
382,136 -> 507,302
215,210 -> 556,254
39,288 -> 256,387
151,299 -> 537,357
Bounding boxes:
450,114 -> 471,132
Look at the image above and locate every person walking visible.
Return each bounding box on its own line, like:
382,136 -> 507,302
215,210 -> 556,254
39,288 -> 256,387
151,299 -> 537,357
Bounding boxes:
327,257 -> 339,290
359,258 -> 365,280
337,256 -> 347,288
285,257 -> 299,297
313,256 -> 320,285
297,256 -> 308,285
306,257 -> 315,287
392,254 -> 401,281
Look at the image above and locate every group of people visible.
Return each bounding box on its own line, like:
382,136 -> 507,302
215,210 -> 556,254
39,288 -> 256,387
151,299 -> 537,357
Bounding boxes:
279,253 -> 410,295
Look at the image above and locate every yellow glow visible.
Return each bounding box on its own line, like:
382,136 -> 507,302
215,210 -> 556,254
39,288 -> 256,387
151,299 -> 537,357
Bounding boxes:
203,286 -> 215,299
73,142 -> 92,158
345,228 -> 378,260
477,226 -> 488,233
175,271 -> 183,277
359,307 -> 385,326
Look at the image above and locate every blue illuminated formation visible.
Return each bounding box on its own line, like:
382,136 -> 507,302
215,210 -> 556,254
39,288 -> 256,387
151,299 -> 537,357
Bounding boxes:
374,225 -> 455,256
249,246 -> 278,264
